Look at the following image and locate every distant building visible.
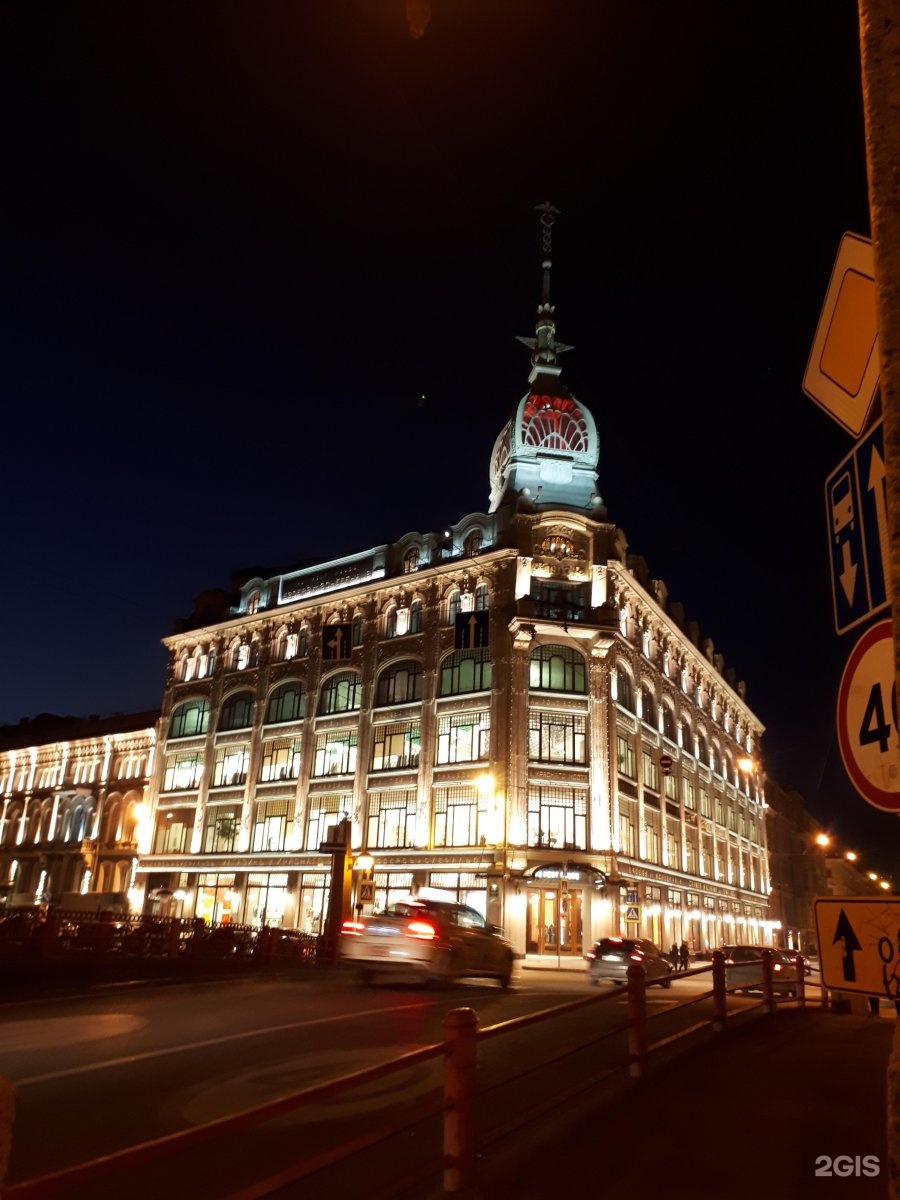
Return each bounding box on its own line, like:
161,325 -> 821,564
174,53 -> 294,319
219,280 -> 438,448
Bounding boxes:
763,778 -> 829,952
135,216 -> 772,960
0,711 -> 158,908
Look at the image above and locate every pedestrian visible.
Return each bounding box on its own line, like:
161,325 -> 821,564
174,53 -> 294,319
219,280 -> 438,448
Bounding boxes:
669,943 -> 679,970
679,940 -> 689,971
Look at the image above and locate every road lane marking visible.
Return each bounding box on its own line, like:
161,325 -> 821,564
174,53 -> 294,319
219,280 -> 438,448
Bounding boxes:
13,1002 -> 437,1087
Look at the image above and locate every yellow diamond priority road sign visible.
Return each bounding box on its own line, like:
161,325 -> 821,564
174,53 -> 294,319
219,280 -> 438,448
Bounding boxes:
804,231 -> 879,437
815,897 -> 900,998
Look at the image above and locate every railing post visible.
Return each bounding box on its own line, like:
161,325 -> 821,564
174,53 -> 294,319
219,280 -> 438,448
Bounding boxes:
712,950 -> 727,1031
796,957 -> 806,1009
626,962 -> 647,1078
168,917 -> 182,959
762,949 -> 775,1014
0,1074 -> 14,1199
443,1006 -> 478,1195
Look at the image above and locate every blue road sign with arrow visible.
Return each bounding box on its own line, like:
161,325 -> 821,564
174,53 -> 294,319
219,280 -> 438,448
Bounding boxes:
825,417 -> 890,635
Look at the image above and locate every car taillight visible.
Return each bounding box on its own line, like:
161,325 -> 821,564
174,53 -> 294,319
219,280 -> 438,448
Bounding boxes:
773,962 -> 783,972
407,919 -> 438,940
724,957 -> 735,965
341,920 -> 364,936
585,951 -> 596,960
629,953 -> 642,962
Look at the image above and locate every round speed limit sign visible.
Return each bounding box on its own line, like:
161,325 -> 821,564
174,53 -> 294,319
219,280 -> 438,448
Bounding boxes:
836,619 -> 900,812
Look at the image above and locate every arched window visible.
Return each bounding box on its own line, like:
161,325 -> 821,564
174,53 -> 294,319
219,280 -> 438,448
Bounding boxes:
246,590 -> 261,615
697,733 -> 709,766
474,583 -> 488,611
319,671 -> 362,715
464,529 -> 482,556
385,606 -> 398,639
640,685 -> 656,728
352,614 -> 363,646
403,547 -> 419,574
409,599 -> 423,634
661,704 -> 677,743
266,682 -> 306,724
376,660 -> 423,706
169,699 -> 210,739
616,665 -> 635,712
298,626 -> 309,657
219,691 -> 254,731
439,650 -> 493,696
447,590 -> 461,626
529,644 -> 587,694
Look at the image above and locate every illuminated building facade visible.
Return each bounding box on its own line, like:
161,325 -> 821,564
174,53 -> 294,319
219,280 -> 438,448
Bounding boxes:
0,711 -> 157,908
135,219 -> 772,960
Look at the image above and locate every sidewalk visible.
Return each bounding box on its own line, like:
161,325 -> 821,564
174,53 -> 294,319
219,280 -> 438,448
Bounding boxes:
442,1006 -> 898,1200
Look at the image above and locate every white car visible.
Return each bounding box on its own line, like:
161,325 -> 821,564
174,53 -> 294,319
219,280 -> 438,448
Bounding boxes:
340,898 -> 515,988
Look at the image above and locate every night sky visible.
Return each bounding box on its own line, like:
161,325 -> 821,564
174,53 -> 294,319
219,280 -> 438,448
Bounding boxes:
4,3 -> 895,872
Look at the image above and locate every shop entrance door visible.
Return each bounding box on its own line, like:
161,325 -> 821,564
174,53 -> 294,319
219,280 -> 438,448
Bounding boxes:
526,887 -> 583,956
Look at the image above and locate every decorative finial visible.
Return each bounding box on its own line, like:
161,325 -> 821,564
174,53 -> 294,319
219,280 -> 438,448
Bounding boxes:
536,200 -> 561,256
516,201 -> 572,372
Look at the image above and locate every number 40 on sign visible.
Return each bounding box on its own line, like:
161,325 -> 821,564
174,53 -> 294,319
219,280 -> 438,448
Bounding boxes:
836,619 -> 900,813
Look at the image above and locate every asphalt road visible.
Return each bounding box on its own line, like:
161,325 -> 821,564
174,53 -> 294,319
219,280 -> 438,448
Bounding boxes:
0,964 -> 766,1199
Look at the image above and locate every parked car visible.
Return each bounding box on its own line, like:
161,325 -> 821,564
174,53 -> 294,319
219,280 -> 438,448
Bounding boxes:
722,944 -> 801,995
586,936 -> 672,988
783,948 -> 812,976
340,898 -> 515,988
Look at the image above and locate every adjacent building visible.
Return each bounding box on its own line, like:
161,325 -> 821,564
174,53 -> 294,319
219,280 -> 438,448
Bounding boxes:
0,711 -> 158,907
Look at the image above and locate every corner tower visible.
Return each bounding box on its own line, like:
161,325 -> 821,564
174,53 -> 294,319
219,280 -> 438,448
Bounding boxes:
488,202 -> 604,516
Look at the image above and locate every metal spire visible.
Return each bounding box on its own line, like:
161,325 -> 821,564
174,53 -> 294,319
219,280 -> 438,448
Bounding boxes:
517,200 -> 572,372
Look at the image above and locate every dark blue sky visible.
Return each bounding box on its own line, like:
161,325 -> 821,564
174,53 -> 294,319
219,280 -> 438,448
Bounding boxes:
4,3 -> 895,871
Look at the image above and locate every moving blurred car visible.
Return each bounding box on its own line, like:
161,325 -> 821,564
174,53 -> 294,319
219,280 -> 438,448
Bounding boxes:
783,949 -> 812,976
723,944 -> 801,996
340,898 -> 515,987
586,936 -> 672,988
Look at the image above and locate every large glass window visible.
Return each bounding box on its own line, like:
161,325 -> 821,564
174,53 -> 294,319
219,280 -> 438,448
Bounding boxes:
528,644 -> 586,693
319,671 -> 362,715
528,711 -> 586,764
153,809 -> 193,854
371,722 -> 421,771
436,712 -> 490,764
439,650 -> 492,696
313,731 -> 358,777
433,786 -> 488,847
529,580 -> 587,621
266,682 -> 306,724
259,737 -> 302,782
641,686 -> 657,728
366,790 -> 418,849
304,795 -> 350,851
252,799 -> 292,852
169,699 -> 209,739
211,744 -> 249,788
643,749 -> 659,793
219,691 -> 253,731
376,661 -> 422,706
619,813 -> 636,857
527,786 -> 587,850
409,599 -> 423,633
202,805 -> 241,853
163,751 -> 204,792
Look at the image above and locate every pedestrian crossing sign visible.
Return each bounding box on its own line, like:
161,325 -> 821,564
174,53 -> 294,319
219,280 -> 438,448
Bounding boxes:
625,905 -> 640,921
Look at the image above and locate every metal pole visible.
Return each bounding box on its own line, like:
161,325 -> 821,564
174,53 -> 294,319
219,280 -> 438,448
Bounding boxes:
712,949 -> 727,1031
762,949 -> 776,1015
0,1074 -> 14,1199
857,0 -> 900,732
442,1007 -> 478,1195
626,962 -> 648,1077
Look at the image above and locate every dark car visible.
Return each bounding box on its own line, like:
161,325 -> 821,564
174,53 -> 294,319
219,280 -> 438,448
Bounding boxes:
722,944 -> 801,996
586,936 -> 672,988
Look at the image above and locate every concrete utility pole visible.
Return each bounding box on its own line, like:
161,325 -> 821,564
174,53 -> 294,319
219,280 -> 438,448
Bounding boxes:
857,1 -> 900,718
